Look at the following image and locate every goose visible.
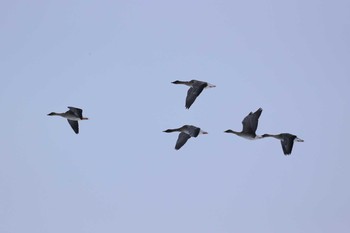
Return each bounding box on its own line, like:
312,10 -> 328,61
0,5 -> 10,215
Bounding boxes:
163,125 -> 208,150
172,79 -> 216,109
262,133 -> 304,155
47,107 -> 88,134
224,108 -> 263,140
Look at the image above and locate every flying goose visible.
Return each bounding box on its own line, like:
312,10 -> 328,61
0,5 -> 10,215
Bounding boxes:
262,133 -> 304,155
172,79 -> 216,109
224,108 -> 263,140
47,107 -> 88,134
163,125 -> 208,150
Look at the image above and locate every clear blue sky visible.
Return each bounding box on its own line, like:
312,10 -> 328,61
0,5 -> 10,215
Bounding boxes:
1,1 -> 349,233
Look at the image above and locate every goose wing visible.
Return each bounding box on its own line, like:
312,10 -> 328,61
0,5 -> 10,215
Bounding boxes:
242,108 -> 262,134
185,83 -> 206,109
242,113 -> 254,134
249,108 -> 262,133
281,136 -> 295,155
67,120 -> 79,134
175,132 -> 191,150
68,107 -> 83,118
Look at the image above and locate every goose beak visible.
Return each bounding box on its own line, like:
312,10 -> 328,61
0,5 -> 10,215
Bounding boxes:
207,83 -> 216,88
202,131 -> 208,134
296,137 -> 304,142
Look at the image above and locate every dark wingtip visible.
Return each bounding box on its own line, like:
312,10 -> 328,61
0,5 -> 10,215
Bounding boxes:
254,108 -> 263,117
185,103 -> 192,109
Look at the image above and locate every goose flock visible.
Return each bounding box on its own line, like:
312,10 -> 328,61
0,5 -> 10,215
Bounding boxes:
47,79 -> 303,155
164,79 -> 303,155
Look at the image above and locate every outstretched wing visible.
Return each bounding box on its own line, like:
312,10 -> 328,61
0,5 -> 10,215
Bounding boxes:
281,137 -> 294,155
242,112 -> 254,134
185,83 -> 206,109
67,120 -> 79,134
249,108 -> 262,133
68,107 -> 83,118
242,108 -> 262,134
175,132 -> 191,150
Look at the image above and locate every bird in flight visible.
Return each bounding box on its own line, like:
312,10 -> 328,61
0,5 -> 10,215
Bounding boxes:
224,108 -> 263,140
262,133 -> 304,155
163,125 -> 208,150
47,106 -> 88,134
172,79 -> 216,109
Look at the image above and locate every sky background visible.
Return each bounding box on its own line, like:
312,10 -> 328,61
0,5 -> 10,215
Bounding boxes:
1,1 -> 350,233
